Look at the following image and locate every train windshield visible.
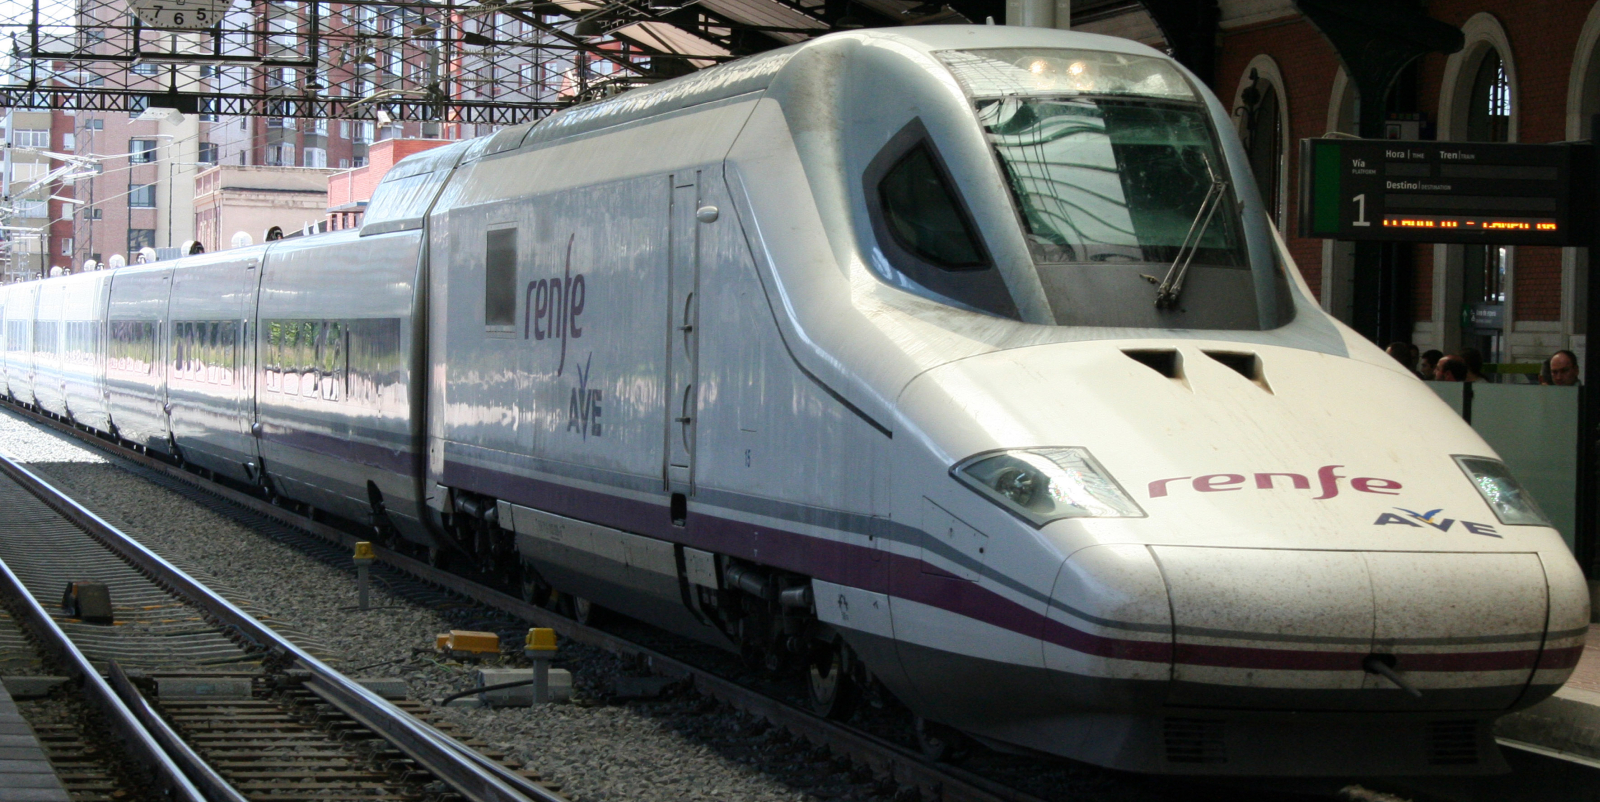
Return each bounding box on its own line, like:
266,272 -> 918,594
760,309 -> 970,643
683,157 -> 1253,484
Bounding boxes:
940,49 -> 1290,330
976,97 -> 1244,270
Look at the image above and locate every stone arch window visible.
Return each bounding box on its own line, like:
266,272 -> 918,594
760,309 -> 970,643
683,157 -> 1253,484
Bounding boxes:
1232,56 -> 1289,228
1467,50 -> 1511,144
1559,3 -> 1600,344
1434,12 -> 1517,362
1465,47 -> 1511,314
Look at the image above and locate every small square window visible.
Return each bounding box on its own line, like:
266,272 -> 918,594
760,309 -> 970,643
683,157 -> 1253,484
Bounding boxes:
485,227 -> 517,328
130,139 -> 158,163
129,184 -> 156,208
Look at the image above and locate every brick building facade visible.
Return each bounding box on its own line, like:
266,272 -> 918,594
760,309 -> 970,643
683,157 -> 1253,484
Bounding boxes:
325,138 -> 455,231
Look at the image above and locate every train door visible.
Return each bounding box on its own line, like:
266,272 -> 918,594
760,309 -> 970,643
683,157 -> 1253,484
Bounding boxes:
166,253 -> 262,480
0,286 -> 8,399
665,173 -> 701,496
103,266 -> 171,451
232,256 -> 262,470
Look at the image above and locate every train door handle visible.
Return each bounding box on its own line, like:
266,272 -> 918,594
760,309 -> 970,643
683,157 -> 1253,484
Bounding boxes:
677,384 -> 694,449
678,293 -> 695,335
251,422 -> 263,437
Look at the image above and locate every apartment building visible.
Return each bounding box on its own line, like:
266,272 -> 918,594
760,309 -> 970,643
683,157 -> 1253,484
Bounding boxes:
193,164 -> 340,253
2,109 -> 54,281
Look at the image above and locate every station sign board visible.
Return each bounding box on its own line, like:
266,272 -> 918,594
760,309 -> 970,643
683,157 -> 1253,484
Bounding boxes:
1298,138 -> 1588,246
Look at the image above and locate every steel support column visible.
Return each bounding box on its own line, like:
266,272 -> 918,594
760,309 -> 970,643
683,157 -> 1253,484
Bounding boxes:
1137,0 -> 1220,88
1294,0 -> 1463,346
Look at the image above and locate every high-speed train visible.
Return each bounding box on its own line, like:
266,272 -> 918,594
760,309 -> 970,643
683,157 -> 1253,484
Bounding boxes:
0,26 -> 1587,776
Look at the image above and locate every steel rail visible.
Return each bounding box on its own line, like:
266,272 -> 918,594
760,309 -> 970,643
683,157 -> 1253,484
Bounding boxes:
0,406 -> 1045,802
0,447 -> 566,802
0,484 -> 213,802
106,662 -> 252,802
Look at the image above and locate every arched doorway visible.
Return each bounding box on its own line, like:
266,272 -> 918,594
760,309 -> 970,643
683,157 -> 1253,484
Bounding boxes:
1244,81 -> 1282,222
1232,56 -> 1289,229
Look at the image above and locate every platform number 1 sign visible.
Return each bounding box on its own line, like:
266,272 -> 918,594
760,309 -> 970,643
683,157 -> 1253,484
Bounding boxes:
1352,193 -> 1369,227
128,0 -> 237,30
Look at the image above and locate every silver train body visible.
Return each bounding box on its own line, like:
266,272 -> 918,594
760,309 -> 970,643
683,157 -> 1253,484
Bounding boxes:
0,27 -> 1587,776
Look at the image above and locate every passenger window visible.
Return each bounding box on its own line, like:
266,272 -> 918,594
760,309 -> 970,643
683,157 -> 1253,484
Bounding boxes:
879,145 -> 984,270
485,227 -> 517,327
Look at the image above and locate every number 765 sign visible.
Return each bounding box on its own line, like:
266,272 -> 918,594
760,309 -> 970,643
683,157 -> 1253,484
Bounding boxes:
128,0 -> 238,30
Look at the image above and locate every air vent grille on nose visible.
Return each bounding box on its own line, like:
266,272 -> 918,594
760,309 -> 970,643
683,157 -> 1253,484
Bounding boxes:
1426,720 -> 1480,766
1163,717 -> 1227,765
1203,350 -> 1272,393
1124,349 -> 1182,379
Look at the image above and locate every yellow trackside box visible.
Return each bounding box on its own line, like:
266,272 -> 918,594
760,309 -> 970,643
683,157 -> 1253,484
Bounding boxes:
442,630 -> 500,655
525,628 -> 557,653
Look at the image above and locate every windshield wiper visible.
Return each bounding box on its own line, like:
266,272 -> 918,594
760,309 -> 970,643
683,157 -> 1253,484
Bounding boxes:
1148,157 -> 1228,310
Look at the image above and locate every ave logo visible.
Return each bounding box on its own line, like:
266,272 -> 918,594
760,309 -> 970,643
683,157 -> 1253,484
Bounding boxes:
567,354 -> 602,440
1374,507 -> 1499,537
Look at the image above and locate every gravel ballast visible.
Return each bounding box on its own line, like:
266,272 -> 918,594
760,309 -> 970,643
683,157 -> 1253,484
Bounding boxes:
0,411 -> 893,802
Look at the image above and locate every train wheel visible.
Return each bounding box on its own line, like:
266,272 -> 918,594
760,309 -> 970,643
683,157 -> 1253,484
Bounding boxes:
426,546 -> 449,569
573,596 -> 605,626
518,569 -> 552,607
915,717 -> 968,762
808,640 -> 860,720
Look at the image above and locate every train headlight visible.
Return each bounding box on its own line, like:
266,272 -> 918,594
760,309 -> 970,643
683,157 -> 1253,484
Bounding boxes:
952,447 -> 1144,527
1454,456 -> 1551,526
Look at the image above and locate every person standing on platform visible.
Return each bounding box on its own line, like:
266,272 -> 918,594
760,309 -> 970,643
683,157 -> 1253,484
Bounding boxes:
1545,349 -> 1581,386
1434,356 -> 1468,382
1419,349 -> 1443,380
1386,342 -> 1422,378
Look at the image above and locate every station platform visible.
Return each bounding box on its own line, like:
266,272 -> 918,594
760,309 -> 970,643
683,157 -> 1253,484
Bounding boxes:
0,681 -> 70,802
1498,624 -> 1600,759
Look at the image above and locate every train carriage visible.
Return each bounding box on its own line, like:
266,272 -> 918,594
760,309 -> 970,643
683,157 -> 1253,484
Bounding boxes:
104,263 -> 176,454
253,225 -> 430,542
56,271 -> 113,432
2,283 -> 35,404
30,277 -> 67,417
163,247 -> 263,481
0,283 -> 9,399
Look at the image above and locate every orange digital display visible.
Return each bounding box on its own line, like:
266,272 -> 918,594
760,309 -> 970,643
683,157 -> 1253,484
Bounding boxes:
1382,215 -> 1559,233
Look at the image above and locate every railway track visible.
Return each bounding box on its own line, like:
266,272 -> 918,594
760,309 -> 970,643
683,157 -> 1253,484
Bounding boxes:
7,402 -> 1599,802
0,443 -> 570,802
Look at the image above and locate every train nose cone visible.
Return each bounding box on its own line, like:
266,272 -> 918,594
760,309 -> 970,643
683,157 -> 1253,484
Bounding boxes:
1151,547 -> 1552,710
1044,545 -> 1173,700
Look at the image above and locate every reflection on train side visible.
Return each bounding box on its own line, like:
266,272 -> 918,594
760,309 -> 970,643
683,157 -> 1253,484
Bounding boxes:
262,318 -> 404,407
108,320 -> 157,375
62,322 -> 101,366
172,321 -> 240,386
